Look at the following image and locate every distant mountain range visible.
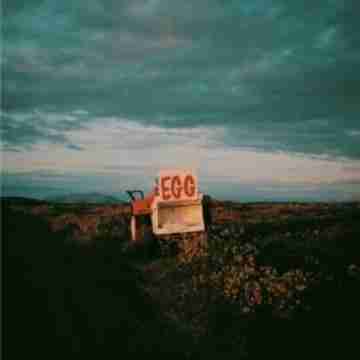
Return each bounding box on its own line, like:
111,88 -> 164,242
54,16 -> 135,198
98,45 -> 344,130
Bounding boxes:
1,196 -> 47,205
46,192 -> 123,204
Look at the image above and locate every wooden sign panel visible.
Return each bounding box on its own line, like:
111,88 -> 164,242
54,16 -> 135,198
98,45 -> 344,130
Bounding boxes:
157,169 -> 198,202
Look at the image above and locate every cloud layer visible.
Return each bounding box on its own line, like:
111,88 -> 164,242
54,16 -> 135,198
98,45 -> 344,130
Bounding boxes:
3,119 -> 360,188
2,0 -> 360,199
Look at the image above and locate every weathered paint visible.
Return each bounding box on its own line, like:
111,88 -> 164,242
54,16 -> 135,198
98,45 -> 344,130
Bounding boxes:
132,198 -> 152,215
151,198 -> 205,235
151,169 -> 204,235
129,169 -> 205,240
157,169 -> 198,202
130,215 -> 136,242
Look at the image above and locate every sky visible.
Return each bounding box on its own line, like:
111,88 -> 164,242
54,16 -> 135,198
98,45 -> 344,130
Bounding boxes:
1,0 -> 360,201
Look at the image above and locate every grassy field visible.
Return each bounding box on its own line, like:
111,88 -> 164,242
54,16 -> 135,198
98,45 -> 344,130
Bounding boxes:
3,199 -> 360,359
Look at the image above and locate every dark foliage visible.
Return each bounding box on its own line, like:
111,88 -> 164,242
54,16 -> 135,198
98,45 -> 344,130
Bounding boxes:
3,202 -> 360,359
2,207 -> 191,359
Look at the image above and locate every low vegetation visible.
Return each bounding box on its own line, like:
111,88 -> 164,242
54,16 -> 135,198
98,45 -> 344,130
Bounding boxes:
3,199 -> 360,359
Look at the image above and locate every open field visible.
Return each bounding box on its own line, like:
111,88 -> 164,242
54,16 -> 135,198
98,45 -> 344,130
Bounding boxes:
3,198 -> 360,359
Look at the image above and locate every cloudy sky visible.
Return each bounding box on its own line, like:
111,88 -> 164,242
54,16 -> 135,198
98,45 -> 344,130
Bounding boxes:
2,0 -> 360,201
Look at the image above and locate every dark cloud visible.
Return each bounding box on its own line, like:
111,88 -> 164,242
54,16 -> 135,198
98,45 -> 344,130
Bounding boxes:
2,0 -> 360,158
2,0 -> 45,17
66,143 -> 83,151
0,111 -> 86,151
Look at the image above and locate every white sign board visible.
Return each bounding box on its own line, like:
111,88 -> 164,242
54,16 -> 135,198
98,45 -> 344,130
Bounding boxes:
157,169 -> 198,202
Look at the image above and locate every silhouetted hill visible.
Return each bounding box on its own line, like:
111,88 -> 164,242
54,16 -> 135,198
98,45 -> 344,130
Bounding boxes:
46,192 -> 123,204
1,196 -> 46,205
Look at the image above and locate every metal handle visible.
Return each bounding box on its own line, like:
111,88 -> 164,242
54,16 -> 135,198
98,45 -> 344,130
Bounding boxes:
126,190 -> 144,201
